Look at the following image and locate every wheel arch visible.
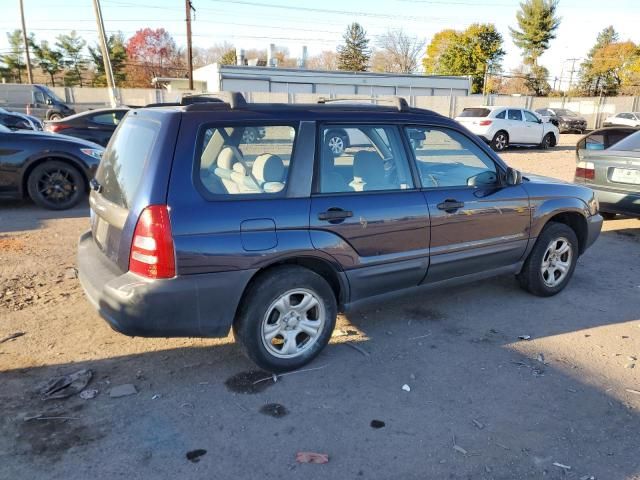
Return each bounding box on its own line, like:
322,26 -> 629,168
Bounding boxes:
536,209 -> 589,255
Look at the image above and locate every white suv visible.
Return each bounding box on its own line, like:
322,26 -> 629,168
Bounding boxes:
455,106 -> 559,152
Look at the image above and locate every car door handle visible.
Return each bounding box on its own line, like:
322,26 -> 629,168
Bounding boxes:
318,208 -> 353,222
437,199 -> 464,212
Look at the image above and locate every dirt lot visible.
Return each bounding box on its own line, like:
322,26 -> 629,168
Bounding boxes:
1,135 -> 639,479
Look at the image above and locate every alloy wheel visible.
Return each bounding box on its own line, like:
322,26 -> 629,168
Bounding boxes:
540,237 -> 573,287
36,167 -> 79,206
327,136 -> 345,155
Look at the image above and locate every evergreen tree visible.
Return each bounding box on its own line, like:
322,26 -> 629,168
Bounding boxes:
220,49 -> 237,65
0,30 -> 30,83
510,0 -> 561,65
32,40 -> 63,86
88,33 -> 127,86
56,31 -> 88,87
337,23 -> 370,72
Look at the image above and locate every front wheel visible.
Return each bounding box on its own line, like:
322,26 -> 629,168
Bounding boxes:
27,160 -> 85,210
518,222 -> 579,297
233,266 -> 337,372
540,133 -> 554,150
490,131 -> 509,151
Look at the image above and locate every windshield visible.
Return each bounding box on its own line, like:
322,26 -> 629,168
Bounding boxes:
554,109 -> 576,117
459,108 -> 491,118
38,86 -> 65,104
609,131 -> 640,152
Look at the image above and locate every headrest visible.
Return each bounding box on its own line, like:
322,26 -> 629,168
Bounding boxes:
252,154 -> 284,183
353,151 -> 385,182
217,146 -> 242,170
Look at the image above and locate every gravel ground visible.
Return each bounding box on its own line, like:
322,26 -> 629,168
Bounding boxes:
1,135 -> 639,479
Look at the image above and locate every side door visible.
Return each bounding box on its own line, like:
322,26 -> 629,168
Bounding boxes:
507,109 -> 525,143
404,125 -> 531,283
309,124 -> 430,301
523,109 -> 544,144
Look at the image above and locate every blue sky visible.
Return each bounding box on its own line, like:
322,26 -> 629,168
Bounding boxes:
1,0 -> 639,88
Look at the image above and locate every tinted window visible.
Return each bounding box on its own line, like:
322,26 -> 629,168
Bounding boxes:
33,90 -> 45,104
523,110 -> 540,123
95,116 -> 159,208
495,110 -> 506,119
92,111 -> 125,125
554,109 -> 576,117
459,108 -> 491,118
319,125 -> 413,193
406,127 -> 497,188
610,131 -> 640,152
508,110 -> 522,121
199,125 -> 295,196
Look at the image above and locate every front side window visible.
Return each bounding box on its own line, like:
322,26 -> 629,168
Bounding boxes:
523,110 -> 540,123
199,125 -> 295,196
508,109 -> 523,121
33,90 -> 45,104
405,127 -> 498,188
317,125 -> 414,193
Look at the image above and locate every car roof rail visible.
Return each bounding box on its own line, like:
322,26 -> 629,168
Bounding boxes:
182,92 -> 247,110
316,96 -> 409,112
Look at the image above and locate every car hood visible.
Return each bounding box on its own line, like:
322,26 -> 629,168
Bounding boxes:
10,129 -> 103,149
559,115 -> 585,122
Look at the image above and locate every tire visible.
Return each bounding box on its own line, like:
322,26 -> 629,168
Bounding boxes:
517,222 -> 579,297
48,113 -> 63,121
490,131 -> 509,151
540,133 -> 554,150
600,212 -> 617,220
233,265 -> 338,372
27,160 -> 86,210
325,130 -> 347,155
242,127 -> 257,143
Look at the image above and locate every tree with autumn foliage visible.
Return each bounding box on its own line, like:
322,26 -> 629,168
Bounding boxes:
124,28 -> 184,87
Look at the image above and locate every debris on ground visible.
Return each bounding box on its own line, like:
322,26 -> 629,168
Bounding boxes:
109,384 -> 138,398
625,389 -> 640,396
370,419 -> 385,429
625,363 -> 635,369
0,331 -> 25,344
152,394 -> 161,400
64,267 -> 78,279
472,419 -> 484,430
402,384 -> 411,392
40,369 -> 92,400
79,389 -> 98,400
23,414 -> 79,421
251,364 -> 329,387
296,452 -> 329,464
518,335 -> 532,340
186,449 -> 207,463
259,403 -> 289,418
579,475 -> 596,480
553,462 -> 571,470
452,434 -> 467,455
344,341 -> 370,357
537,353 -> 546,364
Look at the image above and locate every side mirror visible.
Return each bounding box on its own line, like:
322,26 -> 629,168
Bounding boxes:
467,170 -> 498,187
45,97 -> 53,105
505,167 -> 522,186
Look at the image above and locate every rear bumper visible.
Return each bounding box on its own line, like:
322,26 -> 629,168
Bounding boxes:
78,231 -> 256,338
592,186 -> 640,217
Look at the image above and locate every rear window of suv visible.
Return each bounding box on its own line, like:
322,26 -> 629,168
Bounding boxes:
198,125 -> 295,196
459,108 -> 491,118
94,115 -> 158,208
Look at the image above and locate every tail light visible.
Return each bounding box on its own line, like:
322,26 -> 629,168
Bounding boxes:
479,120 -> 493,126
46,123 -> 71,133
575,161 -> 595,180
129,205 -> 175,279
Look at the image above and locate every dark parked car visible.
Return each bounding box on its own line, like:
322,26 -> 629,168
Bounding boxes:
536,108 -> 587,133
0,111 -> 33,131
575,129 -> 640,218
0,129 -> 103,209
44,108 -> 129,147
78,94 -> 602,372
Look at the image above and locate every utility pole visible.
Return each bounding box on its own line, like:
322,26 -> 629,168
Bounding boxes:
185,0 -> 196,90
482,62 -> 489,101
566,58 -> 580,94
92,0 -> 117,107
18,0 -> 33,84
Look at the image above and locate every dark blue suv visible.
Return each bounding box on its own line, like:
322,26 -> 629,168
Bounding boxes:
78,93 -> 602,371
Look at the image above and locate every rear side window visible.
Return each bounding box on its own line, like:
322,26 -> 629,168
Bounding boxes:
198,125 -> 295,196
459,108 -> 491,118
610,131 -> 640,152
95,116 -> 159,208
92,111 -> 125,125
495,110 -> 506,119
508,110 -> 523,121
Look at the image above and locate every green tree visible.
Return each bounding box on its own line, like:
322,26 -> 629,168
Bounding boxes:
88,33 -> 127,86
56,31 -> 87,87
337,22 -> 370,71
525,64 -> 551,95
510,0 -> 560,66
423,24 -> 505,94
0,30 -> 31,83
220,49 -> 237,65
32,40 -> 63,86
579,26 -> 620,95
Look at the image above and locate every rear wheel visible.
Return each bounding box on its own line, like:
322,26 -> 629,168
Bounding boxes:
48,113 -> 63,121
325,130 -> 348,155
518,222 -> 579,297
233,266 -> 337,372
540,133 -> 554,149
490,131 -> 509,151
27,160 -> 85,210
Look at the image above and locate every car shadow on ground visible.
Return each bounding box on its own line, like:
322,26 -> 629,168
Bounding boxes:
2,246 -> 639,479
503,145 -> 575,154
0,199 -> 89,234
